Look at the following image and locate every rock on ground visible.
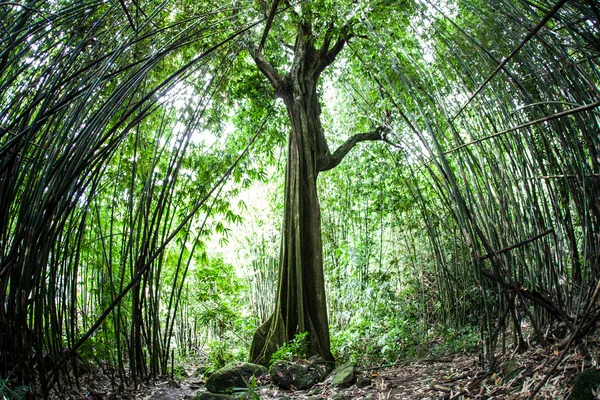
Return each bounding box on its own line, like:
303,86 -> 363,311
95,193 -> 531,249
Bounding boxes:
331,363 -> 356,389
270,360 -> 320,390
205,362 -> 268,393
356,375 -> 372,388
269,356 -> 335,391
307,355 -> 334,380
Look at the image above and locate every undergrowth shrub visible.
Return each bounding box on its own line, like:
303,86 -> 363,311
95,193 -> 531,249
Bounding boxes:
269,331 -> 310,365
329,273 -> 480,364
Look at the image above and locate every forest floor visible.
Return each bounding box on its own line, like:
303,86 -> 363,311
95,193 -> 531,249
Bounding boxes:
58,337 -> 599,399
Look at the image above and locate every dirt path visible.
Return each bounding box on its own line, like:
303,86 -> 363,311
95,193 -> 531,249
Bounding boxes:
62,340 -> 598,399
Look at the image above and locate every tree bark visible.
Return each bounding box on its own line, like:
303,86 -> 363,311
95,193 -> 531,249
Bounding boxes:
248,21 -> 384,366
249,95 -> 333,365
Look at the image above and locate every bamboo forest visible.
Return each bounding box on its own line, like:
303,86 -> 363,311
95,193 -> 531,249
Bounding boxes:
1,0 -> 600,398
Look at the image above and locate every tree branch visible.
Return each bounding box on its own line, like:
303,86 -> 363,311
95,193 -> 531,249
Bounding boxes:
282,0 -> 299,19
247,44 -> 286,92
118,0 -> 136,32
258,0 -> 268,17
316,25 -> 351,76
258,0 -> 281,52
319,127 -> 387,171
281,40 -> 295,52
320,23 -> 335,56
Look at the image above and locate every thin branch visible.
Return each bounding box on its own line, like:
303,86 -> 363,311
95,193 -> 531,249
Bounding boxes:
258,0 -> 280,52
522,174 -> 600,180
242,0 -> 307,91
445,100 -> 600,154
479,228 -> 554,260
242,0 -> 305,91
316,26 -> 350,76
247,44 -> 286,91
480,268 -> 571,324
324,37 -> 346,65
118,0 -> 136,32
319,127 -> 387,172
282,0 -> 299,19
129,0 -> 158,30
529,278 -> 600,399
0,1 -> 49,15
320,23 -> 335,56
257,0 -> 268,16
281,40 -> 295,51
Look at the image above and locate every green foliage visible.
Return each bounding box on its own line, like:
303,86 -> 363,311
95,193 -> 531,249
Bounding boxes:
234,375 -> 262,400
329,278 -> 427,364
78,334 -> 113,364
171,365 -> 188,381
331,320 -> 479,365
205,340 -> 236,371
183,256 -> 253,369
0,378 -> 28,400
269,332 -> 310,365
571,368 -> 600,400
427,327 -> 480,358
327,260 -> 479,365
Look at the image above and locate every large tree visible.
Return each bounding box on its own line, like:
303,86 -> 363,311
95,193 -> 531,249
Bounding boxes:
244,3 -> 388,366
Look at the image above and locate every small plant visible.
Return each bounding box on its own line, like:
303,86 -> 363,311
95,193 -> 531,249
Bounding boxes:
0,378 -> 29,400
269,331 -> 310,365
206,340 -> 236,370
429,326 -> 480,357
571,368 -> 600,400
171,364 -> 188,381
234,375 -> 261,400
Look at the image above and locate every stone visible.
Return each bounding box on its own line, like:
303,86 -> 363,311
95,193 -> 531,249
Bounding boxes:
205,362 -> 268,393
308,355 -> 335,380
331,363 -> 356,389
571,368 -> 600,400
356,376 -> 372,388
270,360 -> 319,390
193,393 -> 236,400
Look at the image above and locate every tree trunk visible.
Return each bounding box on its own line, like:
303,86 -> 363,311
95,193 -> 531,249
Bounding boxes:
248,21 -> 385,366
249,76 -> 334,365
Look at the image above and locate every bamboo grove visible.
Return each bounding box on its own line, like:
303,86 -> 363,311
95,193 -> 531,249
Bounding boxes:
1,0 -> 599,395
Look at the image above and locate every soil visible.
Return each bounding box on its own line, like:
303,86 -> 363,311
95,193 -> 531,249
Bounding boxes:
50,338 -> 599,400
